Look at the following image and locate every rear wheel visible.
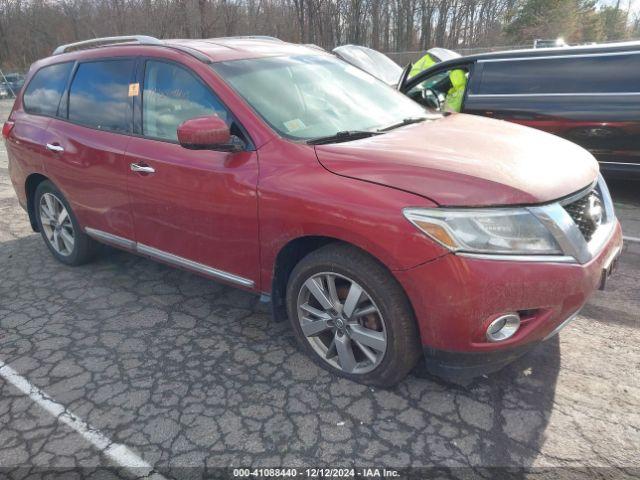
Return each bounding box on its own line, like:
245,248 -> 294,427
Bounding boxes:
34,181 -> 98,266
286,244 -> 422,387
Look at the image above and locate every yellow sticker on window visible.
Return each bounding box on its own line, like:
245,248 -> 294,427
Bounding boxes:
128,83 -> 140,97
284,118 -> 306,132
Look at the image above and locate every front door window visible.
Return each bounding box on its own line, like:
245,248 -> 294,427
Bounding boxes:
142,60 -> 229,142
406,68 -> 469,113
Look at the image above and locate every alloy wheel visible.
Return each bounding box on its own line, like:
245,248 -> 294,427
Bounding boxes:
39,193 -> 75,256
296,272 -> 387,374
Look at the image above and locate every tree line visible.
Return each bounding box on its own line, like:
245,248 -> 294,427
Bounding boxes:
1,0 -> 638,71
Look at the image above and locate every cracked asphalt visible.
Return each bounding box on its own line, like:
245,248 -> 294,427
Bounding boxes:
0,99 -> 639,478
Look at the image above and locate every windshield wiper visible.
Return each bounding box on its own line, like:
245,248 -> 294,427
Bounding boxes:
377,117 -> 428,132
307,130 -> 383,145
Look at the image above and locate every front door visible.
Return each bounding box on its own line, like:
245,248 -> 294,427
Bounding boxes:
402,64 -> 471,113
125,59 -> 260,288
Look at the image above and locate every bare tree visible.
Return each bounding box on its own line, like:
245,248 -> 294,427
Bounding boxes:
1,0 -> 636,71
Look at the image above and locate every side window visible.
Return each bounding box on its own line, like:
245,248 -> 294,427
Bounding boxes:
23,62 -> 73,116
68,59 -> 135,132
142,60 -> 229,142
406,68 -> 468,113
479,53 -> 640,95
407,70 -> 451,98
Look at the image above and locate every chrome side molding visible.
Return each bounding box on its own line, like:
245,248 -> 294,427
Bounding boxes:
85,227 -> 136,250
137,243 -> 254,287
84,227 -> 254,288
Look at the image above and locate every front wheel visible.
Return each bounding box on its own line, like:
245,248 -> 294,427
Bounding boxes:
286,244 -> 422,387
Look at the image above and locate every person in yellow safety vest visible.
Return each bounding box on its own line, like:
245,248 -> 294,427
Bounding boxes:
443,69 -> 467,113
409,52 -> 436,78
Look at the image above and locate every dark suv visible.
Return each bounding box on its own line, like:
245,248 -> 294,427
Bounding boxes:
388,42 -> 640,178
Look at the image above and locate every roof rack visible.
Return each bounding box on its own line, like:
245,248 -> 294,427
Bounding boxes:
52,35 -> 163,55
210,36 -> 284,42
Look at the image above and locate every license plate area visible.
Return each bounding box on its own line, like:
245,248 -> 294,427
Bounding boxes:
599,246 -> 621,290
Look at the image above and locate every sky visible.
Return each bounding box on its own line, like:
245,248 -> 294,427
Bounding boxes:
599,0 -> 640,14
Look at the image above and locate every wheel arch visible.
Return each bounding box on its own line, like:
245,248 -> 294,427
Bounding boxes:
270,236 -> 337,321
25,173 -> 50,232
269,235 -> 410,323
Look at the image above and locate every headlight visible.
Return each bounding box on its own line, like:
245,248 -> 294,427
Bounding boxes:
403,207 -> 563,255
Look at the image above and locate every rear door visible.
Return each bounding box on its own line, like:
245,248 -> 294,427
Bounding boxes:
45,58 -> 137,244
124,58 -> 259,289
7,62 -> 74,203
463,52 -> 640,174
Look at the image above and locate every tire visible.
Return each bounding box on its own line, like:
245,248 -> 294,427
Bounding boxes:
34,180 -> 98,266
286,243 -> 422,387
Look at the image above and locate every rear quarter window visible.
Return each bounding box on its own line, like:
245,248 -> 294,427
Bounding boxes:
23,62 -> 73,116
479,52 -> 640,95
68,59 -> 135,132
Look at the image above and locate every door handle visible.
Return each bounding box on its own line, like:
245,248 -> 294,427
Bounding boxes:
46,143 -> 64,152
130,163 -> 155,174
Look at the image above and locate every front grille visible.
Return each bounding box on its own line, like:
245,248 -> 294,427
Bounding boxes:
563,188 -> 603,242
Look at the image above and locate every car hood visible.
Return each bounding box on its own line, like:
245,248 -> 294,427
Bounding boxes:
425,47 -> 460,63
314,114 -> 599,206
333,45 -> 403,86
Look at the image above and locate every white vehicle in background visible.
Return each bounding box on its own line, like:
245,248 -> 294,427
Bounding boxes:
333,44 -> 459,87
0,83 -> 10,99
332,44 -> 404,86
534,38 -> 568,48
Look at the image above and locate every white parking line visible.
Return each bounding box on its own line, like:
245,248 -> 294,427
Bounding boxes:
623,235 -> 640,244
0,359 -> 167,479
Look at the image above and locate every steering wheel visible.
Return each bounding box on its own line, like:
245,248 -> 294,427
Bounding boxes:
421,88 -> 441,111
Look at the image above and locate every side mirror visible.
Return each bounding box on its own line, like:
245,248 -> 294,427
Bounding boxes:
177,115 -> 244,152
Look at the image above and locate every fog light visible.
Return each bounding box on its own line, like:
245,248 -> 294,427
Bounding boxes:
486,314 -> 520,342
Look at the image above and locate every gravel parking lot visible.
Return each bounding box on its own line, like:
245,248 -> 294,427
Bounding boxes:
0,99 -> 638,479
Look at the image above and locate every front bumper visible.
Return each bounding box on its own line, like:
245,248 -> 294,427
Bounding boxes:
395,220 -> 623,380
421,308 -> 582,382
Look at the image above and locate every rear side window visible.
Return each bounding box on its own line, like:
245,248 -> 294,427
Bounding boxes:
479,53 -> 640,95
68,59 -> 135,132
23,62 -> 73,116
142,60 -> 229,142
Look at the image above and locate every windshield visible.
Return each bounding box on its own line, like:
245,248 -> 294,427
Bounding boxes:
332,45 -> 403,85
212,55 -> 427,141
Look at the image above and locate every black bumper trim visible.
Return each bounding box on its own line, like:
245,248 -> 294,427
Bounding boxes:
422,342 -> 538,382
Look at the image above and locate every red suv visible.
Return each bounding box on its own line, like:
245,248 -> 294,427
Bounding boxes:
3,36 -> 623,386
